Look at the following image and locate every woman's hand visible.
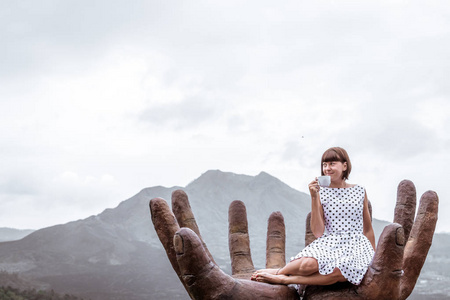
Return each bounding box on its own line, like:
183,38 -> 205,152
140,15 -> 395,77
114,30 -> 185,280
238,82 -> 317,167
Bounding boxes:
308,178 -> 325,237
308,178 -> 320,196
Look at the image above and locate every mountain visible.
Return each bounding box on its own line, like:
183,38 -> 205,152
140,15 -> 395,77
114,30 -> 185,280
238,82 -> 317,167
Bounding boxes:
0,170 -> 447,299
0,228 -> 34,242
0,185 -> 188,300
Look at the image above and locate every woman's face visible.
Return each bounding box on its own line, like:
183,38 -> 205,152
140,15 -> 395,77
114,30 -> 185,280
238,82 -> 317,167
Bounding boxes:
322,161 -> 347,182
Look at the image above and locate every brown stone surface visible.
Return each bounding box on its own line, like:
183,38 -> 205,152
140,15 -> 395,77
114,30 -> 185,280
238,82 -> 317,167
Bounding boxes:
358,224 -> 404,299
172,190 -> 215,264
305,213 -> 315,247
228,200 -> 254,276
149,180 -> 438,299
394,180 -> 416,241
400,190 -> 439,300
265,211 -> 286,269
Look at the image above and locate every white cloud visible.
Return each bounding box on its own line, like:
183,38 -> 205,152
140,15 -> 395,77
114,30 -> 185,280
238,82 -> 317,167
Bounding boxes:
0,0 -> 448,232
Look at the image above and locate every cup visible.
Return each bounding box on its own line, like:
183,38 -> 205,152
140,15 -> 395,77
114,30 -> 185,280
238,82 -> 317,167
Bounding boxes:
317,175 -> 331,187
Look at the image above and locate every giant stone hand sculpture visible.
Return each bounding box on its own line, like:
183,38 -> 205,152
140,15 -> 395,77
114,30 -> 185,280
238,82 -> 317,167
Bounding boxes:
149,180 -> 438,299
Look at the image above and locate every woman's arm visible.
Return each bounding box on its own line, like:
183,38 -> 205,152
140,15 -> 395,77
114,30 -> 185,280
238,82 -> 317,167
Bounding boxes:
363,191 -> 376,250
309,178 -> 325,238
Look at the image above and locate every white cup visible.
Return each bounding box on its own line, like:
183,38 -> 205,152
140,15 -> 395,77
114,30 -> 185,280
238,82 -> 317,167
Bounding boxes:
318,175 -> 331,187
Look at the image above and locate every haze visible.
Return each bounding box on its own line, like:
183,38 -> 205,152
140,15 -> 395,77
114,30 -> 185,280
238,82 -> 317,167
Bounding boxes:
1,0 -> 448,232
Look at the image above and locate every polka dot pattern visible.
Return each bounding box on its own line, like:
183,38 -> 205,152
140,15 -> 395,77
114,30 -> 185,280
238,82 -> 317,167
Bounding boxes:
291,185 -> 375,285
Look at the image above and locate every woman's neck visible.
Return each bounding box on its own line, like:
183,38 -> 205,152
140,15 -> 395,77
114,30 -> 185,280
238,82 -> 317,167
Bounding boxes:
329,179 -> 347,188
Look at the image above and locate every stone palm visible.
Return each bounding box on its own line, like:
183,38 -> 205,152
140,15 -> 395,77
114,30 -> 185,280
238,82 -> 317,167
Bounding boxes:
149,180 -> 438,299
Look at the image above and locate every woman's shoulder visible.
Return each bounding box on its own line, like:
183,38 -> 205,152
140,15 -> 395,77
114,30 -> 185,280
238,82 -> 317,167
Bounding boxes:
346,184 -> 366,191
345,183 -> 362,188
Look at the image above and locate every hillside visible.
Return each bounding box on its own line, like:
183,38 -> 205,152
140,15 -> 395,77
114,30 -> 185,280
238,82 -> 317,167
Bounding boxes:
0,170 -> 447,299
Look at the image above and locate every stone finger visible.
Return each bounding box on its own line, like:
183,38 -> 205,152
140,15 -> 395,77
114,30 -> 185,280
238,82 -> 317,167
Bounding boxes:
149,197 -> 183,278
171,189 -> 216,264
228,200 -> 255,278
304,212 -> 315,247
400,190 -> 438,300
359,223 -> 404,300
394,180 -> 417,241
266,211 -> 286,269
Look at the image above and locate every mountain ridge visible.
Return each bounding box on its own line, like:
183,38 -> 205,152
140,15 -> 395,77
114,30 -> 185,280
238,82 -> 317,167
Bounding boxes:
0,170 -> 447,299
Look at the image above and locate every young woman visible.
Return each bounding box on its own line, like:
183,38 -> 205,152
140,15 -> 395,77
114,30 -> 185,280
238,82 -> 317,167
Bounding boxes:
251,147 -> 375,286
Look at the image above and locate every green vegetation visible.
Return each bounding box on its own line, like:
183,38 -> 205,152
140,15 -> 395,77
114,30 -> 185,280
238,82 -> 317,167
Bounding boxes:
0,286 -> 85,300
0,272 -> 86,300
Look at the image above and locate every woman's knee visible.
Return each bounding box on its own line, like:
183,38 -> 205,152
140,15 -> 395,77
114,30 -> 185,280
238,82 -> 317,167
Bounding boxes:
298,258 -> 318,273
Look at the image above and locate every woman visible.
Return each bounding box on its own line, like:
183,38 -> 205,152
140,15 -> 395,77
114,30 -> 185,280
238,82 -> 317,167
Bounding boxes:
251,147 -> 375,286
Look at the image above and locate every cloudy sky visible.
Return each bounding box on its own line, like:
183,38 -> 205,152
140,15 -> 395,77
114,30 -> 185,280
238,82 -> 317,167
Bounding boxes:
1,0 -> 448,233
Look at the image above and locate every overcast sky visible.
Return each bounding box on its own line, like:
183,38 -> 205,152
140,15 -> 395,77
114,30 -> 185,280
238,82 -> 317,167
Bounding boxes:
1,0 -> 448,233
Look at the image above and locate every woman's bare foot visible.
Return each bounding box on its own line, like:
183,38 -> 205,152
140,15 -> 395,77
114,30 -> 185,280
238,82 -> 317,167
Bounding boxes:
253,272 -> 285,284
250,268 -> 280,280
257,268 -> 280,275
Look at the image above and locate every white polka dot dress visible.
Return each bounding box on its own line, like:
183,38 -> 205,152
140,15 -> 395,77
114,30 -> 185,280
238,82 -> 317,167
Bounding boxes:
291,185 -> 375,285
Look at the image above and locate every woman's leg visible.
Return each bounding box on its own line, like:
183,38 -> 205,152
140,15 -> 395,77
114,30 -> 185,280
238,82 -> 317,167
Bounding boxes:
255,268 -> 346,285
251,257 -> 318,280
279,257 -> 318,276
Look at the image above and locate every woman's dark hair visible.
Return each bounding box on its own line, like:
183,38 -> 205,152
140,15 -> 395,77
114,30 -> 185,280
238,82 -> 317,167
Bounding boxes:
321,147 -> 352,180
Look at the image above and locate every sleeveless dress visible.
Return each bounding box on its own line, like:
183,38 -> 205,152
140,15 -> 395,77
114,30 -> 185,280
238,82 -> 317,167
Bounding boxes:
291,185 -> 375,285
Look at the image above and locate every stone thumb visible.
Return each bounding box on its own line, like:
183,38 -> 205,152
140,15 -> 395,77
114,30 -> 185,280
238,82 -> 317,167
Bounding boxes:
174,227 -> 299,300
174,227 -> 235,299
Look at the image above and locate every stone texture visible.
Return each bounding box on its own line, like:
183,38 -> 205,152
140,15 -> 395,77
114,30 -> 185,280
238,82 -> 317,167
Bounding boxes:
265,211 -> 286,269
394,180 -> 416,241
149,181 -> 438,300
228,200 -> 254,277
